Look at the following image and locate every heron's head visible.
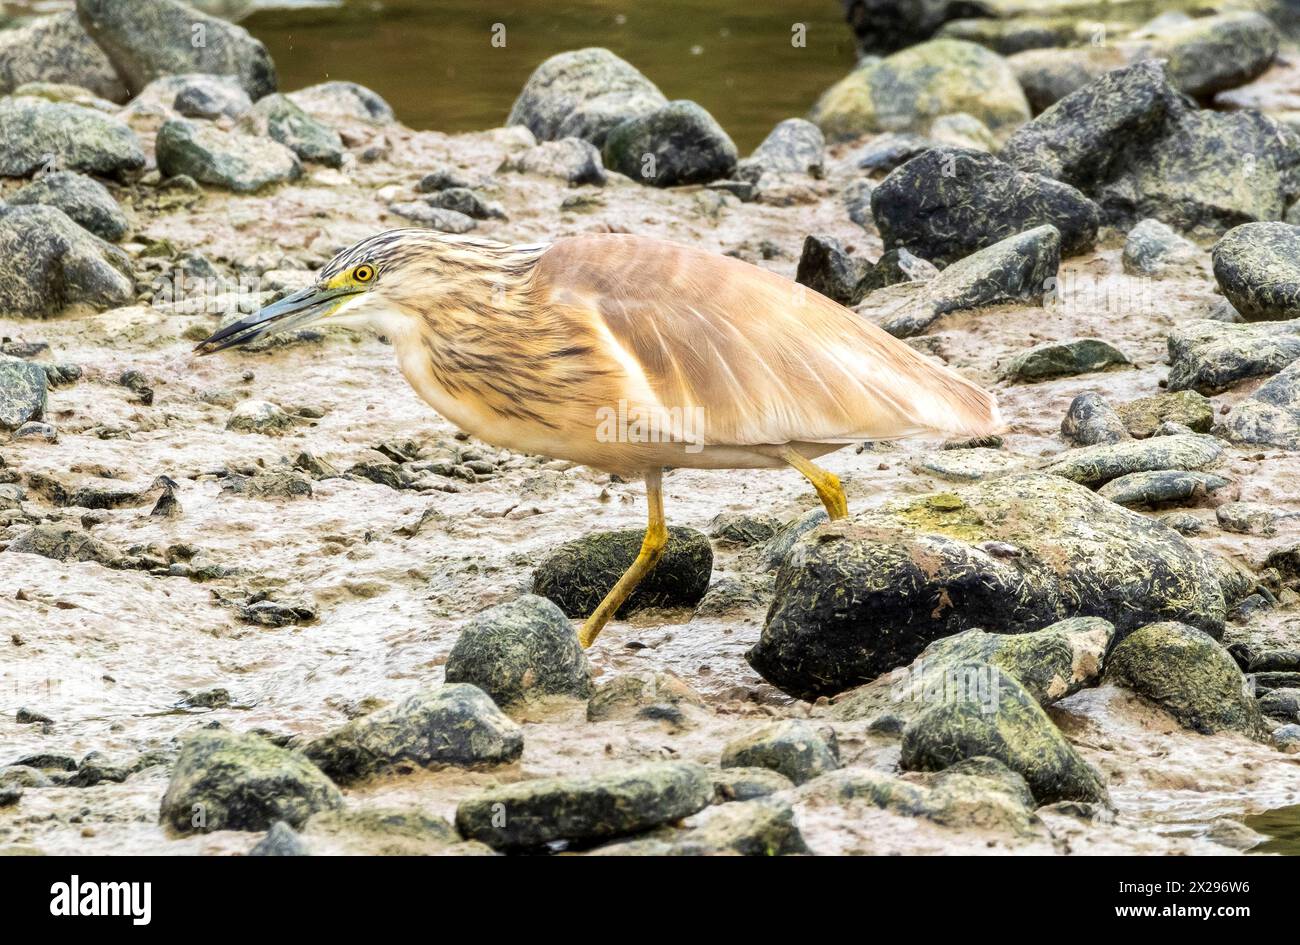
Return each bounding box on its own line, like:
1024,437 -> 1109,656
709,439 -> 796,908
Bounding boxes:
193,229 -> 452,355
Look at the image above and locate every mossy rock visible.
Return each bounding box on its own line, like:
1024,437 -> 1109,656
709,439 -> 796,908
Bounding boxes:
1041,433 -> 1223,486
1097,470 -> 1231,508
900,663 -> 1109,805
586,797 -> 808,856
303,683 -> 523,785
445,595 -> 592,707
1115,390 -> 1213,438
720,719 -> 841,785
748,473 -> 1225,698
531,525 -> 712,617
712,766 -> 795,803
1212,222 -> 1300,322
0,97 -> 143,177
159,729 -> 342,834
1166,319 -> 1300,394
1001,338 -> 1129,382
297,807 -> 490,856
602,100 -> 737,187
1103,621 -> 1268,739
586,670 -> 705,723
810,39 -> 1030,141
1222,362 -> 1300,450
455,761 -> 713,851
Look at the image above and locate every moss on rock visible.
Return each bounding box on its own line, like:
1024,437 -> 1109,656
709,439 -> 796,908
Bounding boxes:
720,719 -> 841,785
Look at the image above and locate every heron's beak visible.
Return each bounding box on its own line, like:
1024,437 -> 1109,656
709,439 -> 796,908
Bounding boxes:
193,284 -> 361,355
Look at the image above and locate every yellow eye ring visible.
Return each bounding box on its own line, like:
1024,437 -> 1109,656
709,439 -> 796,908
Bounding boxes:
353,264 -> 375,283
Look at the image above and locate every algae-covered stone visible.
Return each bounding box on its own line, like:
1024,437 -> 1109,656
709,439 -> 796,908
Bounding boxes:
0,97 -> 144,178
6,524 -> 121,567
1150,11 -> 1278,99
870,148 -> 1097,266
707,511 -> 782,546
0,358 -> 47,430
0,205 -> 133,317
760,508 -> 827,570
795,235 -> 872,306
1122,218 -> 1201,276
875,225 -> 1060,337
508,47 -> 667,147
1115,390 -> 1213,438
809,39 -> 1030,141
1258,689 -> 1300,724
1061,392 -> 1130,446
588,796 -> 808,856
1041,433 -> 1223,486
1212,222 -> 1300,322
1001,338 -> 1129,382
1221,360 -> 1300,450
8,171 -> 128,241
76,0 -> 277,99
456,761 -> 712,850
586,671 -> 705,722
159,729 -> 342,833
1167,319 -> 1300,393
913,617 -> 1113,707
156,119 -> 301,194
1098,470 -> 1231,507
1103,621 -> 1267,738
720,720 -> 841,785
602,100 -> 737,187
299,807 -> 476,856
531,525 -> 712,617
1216,502 -> 1283,536
712,767 -> 795,803
900,663 -> 1109,805
245,94 -> 345,169
748,473 -> 1225,698
0,12 -> 126,101
1009,45 -> 1129,113
249,821 -> 310,856
303,683 -> 523,785
444,595 -> 592,707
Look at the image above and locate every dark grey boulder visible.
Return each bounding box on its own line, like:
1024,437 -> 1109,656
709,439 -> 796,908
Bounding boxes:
75,0 -> 276,99
531,525 -> 712,617
1041,433 -> 1224,486
1166,319 -> 1300,393
712,767 -> 795,803
425,187 -> 506,221
500,137 -> 606,185
0,358 -> 47,430
707,511 -> 782,546
720,719 -> 840,785
736,118 -> 824,182
303,684 -> 522,784
0,205 -> 133,317
795,235 -> 872,306
854,132 -> 934,173
1123,218 -> 1201,276
444,595 -> 592,707
8,171 -> 128,241
1151,11 -> 1278,99
760,508 -> 827,571
508,47 -> 667,147
156,119 -> 301,193
0,12 -> 126,101
747,473 -> 1226,698
602,100 -> 737,187
245,94 -> 344,168
1061,392 -> 1129,446
872,225 -> 1060,337
1258,688 -> 1300,724
1001,338 -> 1129,382
870,148 -> 1098,266
588,796 -> 809,856
249,821 -> 310,856
456,761 -> 713,851
860,247 -> 939,293
388,202 -> 476,233
1104,621 -> 1267,738
1009,46 -> 1127,114
159,730 -> 342,833
1221,360 -> 1300,450
0,97 -> 144,178
1212,222 -> 1300,322
1098,470 -> 1231,507
900,663 -> 1109,804
1000,58 -> 1294,232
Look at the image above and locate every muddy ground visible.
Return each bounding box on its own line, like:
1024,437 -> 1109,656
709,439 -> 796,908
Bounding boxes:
2,87 -> 1299,855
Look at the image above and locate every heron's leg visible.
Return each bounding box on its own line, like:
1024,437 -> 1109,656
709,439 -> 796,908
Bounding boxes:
579,468 -> 668,648
780,446 -> 848,520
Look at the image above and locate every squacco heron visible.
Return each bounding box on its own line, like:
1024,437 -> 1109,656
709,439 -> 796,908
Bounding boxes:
197,231 -> 1002,647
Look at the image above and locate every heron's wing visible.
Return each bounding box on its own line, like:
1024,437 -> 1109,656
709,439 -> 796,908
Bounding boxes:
532,234 -> 1001,447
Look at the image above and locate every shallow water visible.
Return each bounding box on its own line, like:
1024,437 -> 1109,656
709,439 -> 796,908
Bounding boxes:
1245,805 -> 1300,854
243,0 -> 856,151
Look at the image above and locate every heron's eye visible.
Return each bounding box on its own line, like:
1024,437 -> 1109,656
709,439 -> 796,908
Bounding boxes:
353,264 -> 375,283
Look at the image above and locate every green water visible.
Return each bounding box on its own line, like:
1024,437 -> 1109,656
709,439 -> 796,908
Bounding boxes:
244,0 -> 857,151
1244,804 -> 1300,855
